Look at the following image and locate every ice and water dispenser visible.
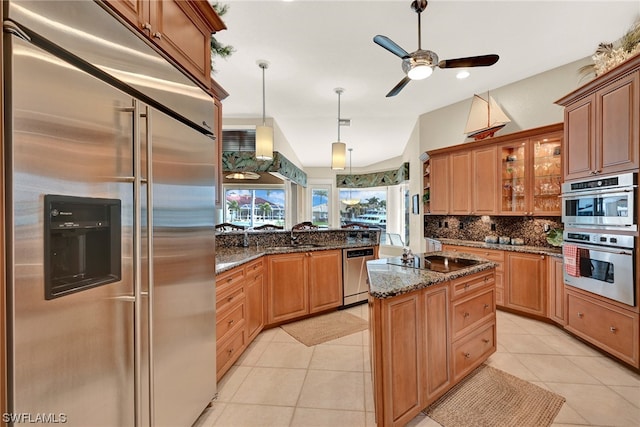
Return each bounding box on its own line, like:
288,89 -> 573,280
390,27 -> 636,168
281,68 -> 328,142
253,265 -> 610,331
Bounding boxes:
44,195 -> 121,299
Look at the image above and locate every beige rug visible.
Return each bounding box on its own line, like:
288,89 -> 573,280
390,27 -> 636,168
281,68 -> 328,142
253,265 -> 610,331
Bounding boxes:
280,310 -> 368,346
425,364 -> 565,427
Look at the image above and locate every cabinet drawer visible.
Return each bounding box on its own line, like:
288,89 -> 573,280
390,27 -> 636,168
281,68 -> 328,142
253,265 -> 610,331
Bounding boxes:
217,285 -> 244,312
451,271 -> 495,300
216,267 -> 245,294
452,288 -> 495,340
566,292 -> 639,366
216,301 -> 246,343
216,328 -> 247,379
245,258 -> 264,275
452,322 -> 496,381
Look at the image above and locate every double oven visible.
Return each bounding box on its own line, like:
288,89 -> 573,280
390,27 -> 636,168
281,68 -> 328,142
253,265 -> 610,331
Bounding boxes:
561,172 -> 637,307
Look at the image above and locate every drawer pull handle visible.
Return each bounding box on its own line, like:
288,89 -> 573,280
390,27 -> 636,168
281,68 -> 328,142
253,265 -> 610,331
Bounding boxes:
463,312 -> 470,318
577,312 -> 584,318
464,352 -> 471,359
610,326 -> 617,333
227,348 -> 233,355
227,278 -> 232,283
227,296 -> 233,302
483,304 -> 489,309
464,283 -> 470,289
482,339 -> 490,344
228,319 -> 234,326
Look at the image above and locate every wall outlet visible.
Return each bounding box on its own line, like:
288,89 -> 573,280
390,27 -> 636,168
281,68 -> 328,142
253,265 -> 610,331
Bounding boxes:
490,223 -> 496,231
438,221 -> 442,228
543,224 -> 550,232
444,221 -> 449,228
459,222 -> 464,229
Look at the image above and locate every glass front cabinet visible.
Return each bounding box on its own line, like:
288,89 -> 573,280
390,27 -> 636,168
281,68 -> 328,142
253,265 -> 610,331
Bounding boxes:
499,131 -> 562,216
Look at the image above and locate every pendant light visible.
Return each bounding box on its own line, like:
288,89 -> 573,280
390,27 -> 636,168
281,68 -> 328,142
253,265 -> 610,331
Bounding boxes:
341,148 -> 360,206
331,88 -> 346,170
256,60 -> 273,160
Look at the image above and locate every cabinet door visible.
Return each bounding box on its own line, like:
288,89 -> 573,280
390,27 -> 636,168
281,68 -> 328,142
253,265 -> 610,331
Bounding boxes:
381,293 -> 423,427
104,0 -> 149,30
499,140 -> 528,214
506,252 -> 546,316
597,71 -> 640,174
246,269 -> 265,342
472,145 -> 498,215
532,133 -> 563,216
547,257 -> 565,325
429,155 -> 449,214
449,151 -> 472,214
422,285 -> 450,406
267,253 -> 308,324
308,250 -> 343,314
564,94 -> 596,180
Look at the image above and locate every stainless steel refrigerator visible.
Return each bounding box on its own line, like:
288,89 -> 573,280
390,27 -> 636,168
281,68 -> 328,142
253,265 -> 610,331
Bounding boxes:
3,1 -> 217,425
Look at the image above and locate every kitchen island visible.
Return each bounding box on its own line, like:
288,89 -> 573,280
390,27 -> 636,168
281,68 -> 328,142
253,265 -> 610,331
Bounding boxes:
367,252 -> 496,427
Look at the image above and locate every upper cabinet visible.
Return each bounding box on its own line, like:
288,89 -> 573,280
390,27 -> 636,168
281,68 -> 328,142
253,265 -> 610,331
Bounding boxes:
427,123 -> 562,217
104,0 -> 227,91
499,131 -> 562,216
557,54 -> 640,180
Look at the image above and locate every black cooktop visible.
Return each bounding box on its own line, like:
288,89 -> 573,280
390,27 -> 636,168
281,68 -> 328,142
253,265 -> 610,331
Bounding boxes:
387,254 -> 481,273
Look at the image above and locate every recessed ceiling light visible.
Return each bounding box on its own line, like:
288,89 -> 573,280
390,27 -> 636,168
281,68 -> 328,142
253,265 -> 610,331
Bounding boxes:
456,70 -> 470,79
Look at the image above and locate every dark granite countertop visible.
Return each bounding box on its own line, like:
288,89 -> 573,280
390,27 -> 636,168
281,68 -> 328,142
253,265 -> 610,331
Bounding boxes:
367,251 -> 497,299
437,238 -> 563,258
216,241 -> 378,274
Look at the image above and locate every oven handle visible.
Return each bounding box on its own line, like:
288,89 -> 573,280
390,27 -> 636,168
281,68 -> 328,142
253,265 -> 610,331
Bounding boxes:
560,188 -> 635,199
564,241 -> 633,256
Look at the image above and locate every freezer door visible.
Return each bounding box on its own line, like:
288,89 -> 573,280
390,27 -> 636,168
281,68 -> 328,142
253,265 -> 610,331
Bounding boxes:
147,109 -> 217,426
6,37 -> 136,425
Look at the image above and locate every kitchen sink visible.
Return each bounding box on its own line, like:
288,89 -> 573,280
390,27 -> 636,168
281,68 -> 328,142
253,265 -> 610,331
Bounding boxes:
423,255 -> 480,272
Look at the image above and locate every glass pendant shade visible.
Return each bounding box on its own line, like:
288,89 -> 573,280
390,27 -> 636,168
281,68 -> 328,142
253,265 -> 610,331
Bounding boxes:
408,64 -> 433,80
256,125 -> 273,160
331,141 -> 346,170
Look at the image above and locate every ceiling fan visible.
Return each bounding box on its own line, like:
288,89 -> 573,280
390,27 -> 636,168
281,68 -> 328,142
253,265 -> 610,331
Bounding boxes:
374,0 -> 499,97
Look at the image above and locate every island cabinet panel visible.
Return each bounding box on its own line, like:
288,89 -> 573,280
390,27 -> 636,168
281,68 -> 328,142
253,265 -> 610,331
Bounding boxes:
452,321 -> 496,382
422,285 -> 451,406
451,287 -> 495,341
382,293 -> 423,426
308,249 -> 343,314
267,253 -> 309,324
566,291 -> 639,368
443,245 -> 505,305
505,252 -> 547,316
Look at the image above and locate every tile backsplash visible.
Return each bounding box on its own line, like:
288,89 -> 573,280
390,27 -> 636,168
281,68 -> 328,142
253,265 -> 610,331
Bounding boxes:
424,215 -> 563,248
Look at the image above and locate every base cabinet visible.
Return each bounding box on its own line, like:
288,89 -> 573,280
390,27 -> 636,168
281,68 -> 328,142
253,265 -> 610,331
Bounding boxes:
505,252 -> 547,316
267,249 -> 342,325
245,259 -> 265,342
547,256 -> 565,325
566,290 -> 640,368
370,270 -> 495,427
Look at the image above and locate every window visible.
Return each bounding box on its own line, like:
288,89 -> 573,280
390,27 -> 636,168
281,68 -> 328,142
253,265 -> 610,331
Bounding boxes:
310,186 -> 330,228
224,188 -> 286,228
339,188 -> 386,232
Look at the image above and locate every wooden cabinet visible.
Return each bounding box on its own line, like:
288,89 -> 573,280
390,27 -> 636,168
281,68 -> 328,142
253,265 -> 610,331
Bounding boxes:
267,249 -> 342,325
426,124 -> 563,216
505,252 -> 547,316
370,270 -> 495,427
547,256 -> 565,325
104,0 -> 226,90
566,290 -> 639,368
498,131 -> 562,216
215,258 -> 265,379
245,259 -> 265,342
557,55 -> 640,180
423,157 -> 431,213
429,154 -> 449,214
443,245 -> 506,306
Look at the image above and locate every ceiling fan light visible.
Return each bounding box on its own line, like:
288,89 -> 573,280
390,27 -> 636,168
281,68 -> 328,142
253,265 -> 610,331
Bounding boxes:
341,198 -> 360,206
456,70 -> 470,79
408,64 -> 433,80
331,141 -> 346,170
256,125 -> 273,160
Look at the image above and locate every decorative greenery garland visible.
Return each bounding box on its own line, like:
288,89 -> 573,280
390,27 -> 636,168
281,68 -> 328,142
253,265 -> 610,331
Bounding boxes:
580,19 -> 640,78
210,2 -> 234,72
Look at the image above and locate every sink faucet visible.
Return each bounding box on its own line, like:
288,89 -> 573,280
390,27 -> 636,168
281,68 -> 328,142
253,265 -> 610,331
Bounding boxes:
243,230 -> 249,247
290,229 -> 298,245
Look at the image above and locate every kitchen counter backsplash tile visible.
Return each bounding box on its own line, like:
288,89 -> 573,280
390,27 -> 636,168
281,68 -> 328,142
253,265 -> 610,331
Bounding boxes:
424,215 -> 562,248
216,229 -> 380,249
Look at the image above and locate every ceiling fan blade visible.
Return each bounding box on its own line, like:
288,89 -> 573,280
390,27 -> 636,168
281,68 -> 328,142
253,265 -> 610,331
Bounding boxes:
438,54 -> 499,69
374,35 -> 410,59
386,76 -> 412,97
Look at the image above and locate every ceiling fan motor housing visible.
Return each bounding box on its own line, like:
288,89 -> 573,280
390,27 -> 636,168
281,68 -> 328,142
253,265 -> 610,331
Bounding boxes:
402,50 -> 438,78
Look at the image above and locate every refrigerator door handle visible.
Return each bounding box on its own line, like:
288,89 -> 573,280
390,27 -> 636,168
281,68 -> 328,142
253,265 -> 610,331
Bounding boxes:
144,105 -> 156,427
132,99 -> 143,427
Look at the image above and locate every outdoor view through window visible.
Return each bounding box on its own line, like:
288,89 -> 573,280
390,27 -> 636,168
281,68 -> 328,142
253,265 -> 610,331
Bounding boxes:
336,189 -> 386,231
224,188 -> 285,228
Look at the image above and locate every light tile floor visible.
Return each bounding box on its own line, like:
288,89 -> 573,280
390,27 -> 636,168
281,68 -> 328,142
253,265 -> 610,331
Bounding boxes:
196,306 -> 640,427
